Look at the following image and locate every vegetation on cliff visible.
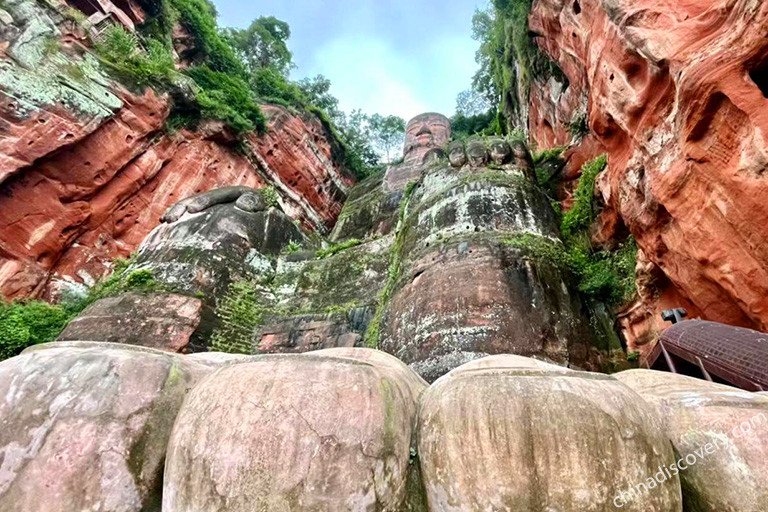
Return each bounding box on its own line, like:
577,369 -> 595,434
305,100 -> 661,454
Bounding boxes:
86,0 -> 403,179
508,154 -> 637,307
0,259 -> 164,359
470,0 -> 565,133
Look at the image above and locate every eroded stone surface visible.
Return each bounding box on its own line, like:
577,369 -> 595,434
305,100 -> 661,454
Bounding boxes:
381,237 -> 591,382
163,348 -> 426,511
529,0 -> 768,349
418,355 -> 682,511
132,193 -> 304,302
615,369 -> 768,511
57,292 -> 202,352
0,341 -> 211,511
0,0 -> 354,301
379,141 -> 596,380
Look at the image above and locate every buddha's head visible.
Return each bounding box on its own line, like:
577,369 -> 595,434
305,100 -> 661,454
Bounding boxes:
403,113 -> 451,161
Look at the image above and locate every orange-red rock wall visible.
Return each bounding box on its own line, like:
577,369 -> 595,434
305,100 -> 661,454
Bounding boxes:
0,90 -> 353,300
529,0 -> 768,352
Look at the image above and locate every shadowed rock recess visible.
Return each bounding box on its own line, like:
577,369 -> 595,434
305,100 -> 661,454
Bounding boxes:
2,0 -> 768,509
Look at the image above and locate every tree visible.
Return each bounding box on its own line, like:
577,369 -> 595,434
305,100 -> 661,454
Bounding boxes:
456,89 -> 492,117
336,109 -> 379,173
297,75 -> 341,121
368,114 -> 406,163
471,7 -> 502,107
223,16 -> 294,77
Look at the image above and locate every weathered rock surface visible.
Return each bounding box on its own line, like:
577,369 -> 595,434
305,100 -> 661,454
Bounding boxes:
528,0 -> 768,349
55,188 -> 306,352
381,236 -> 592,381
246,104 -> 355,230
132,189 -> 304,302
379,138 -> 598,380
615,369 -> 768,511
57,292 -> 202,352
0,341 -> 211,511
418,355 -> 682,511
330,173 -> 403,242
163,348 -> 426,511
0,0 -> 354,301
248,235 -> 392,354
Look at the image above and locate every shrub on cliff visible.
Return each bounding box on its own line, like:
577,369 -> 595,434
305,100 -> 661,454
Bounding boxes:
471,0 -> 566,132
167,0 -> 244,75
185,65 -> 266,133
0,261 -> 167,360
95,25 -> 176,87
209,280 -> 264,354
92,0 -> 380,176
0,301 -> 71,360
561,154 -> 608,238
505,233 -> 637,307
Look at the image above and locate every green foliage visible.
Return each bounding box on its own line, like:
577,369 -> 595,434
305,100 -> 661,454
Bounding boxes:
334,109 -> 384,179
260,185 -> 280,208
283,241 -> 302,254
532,146 -> 566,196
569,112 -> 589,138
42,35 -> 60,56
62,6 -> 89,24
561,154 -> 607,238
123,269 -> 155,289
186,65 -> 266,133
91,0 -> 385,178
627,351 -> 640,362
94,4 -> 263,135
368,114 -> 406,163
209,280 -> 263,354
504,233 -> 637,307
250,66 -> 306,107
167,0 -> 243,75
451,110 -> 499,139
0,259 -> 162,360
567,235 -> 638,305
532,146 -> 566,165
0,301 -> 71,360
365,181 -> 417,347
222,16 -> 293,77
298,74 -> 341,120
471,1 -> 566,132
316,239 -> 363,259
95,25 -> 176,87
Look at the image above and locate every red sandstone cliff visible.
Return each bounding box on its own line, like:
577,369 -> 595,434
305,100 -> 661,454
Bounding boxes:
0,90 -> 353,300
528,0 -> 768,352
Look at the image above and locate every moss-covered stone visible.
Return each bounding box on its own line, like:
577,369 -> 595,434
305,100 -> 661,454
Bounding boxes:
330,172 -> 403,241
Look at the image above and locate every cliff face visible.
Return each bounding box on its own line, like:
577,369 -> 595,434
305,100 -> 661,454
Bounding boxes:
528,0 -> 768,351
0,0 -> 353,301
0,95 -> 352,301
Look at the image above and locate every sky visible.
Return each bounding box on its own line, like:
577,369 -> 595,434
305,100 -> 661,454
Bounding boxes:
214,0 -> 486,122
